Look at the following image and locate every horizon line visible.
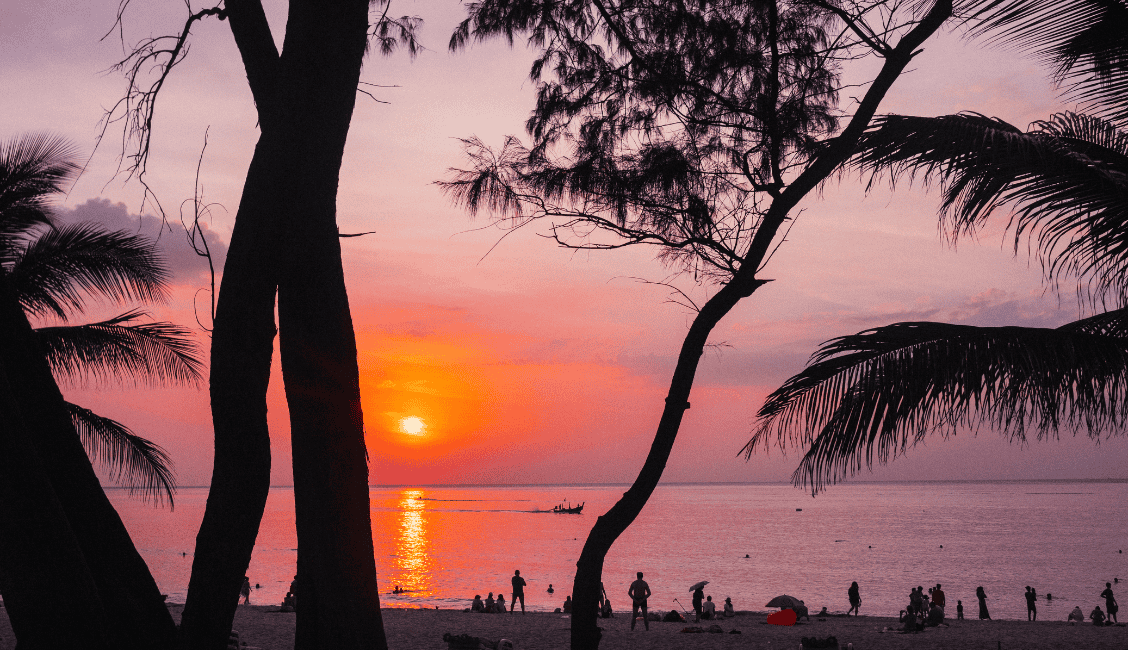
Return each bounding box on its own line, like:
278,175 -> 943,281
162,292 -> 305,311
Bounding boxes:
117,477 -> 1128,490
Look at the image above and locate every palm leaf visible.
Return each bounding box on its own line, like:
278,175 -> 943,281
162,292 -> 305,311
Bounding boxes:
964,0 -> 1128,127
744,308 -> 1128,493
0,133 -> 79,257
9,223 -> 171,320
34,309 -> 203,387
65,401 -> 176,506
853,111 -> 1128,299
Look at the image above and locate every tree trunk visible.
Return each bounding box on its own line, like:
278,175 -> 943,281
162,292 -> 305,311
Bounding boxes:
0,279 -> 176,650
0,312 -> 110,649
179,132 -> 284,650
569,280 -> 753,649
274,1 -> 388,648
565,1 -> 952,645
181,0 -> 386,648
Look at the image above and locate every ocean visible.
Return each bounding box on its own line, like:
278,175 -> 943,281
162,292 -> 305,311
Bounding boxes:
110,481 -> 1128,621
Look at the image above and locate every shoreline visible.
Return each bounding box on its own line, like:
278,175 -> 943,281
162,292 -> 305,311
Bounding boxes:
2,605 -> 1123,649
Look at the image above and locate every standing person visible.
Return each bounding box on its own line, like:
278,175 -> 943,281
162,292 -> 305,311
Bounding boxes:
847,581 -> 861,616
956,600 -> 964,620
1101,582 -> 1118,623
909,586 -> 922,615
976,586 -> 990,620
628,572 -> 651,631
240,576 -> 251,605
692,584 -> 704,622
510,569 -> 526,614
1025,586 -> 1037,621
932,584 -> 945,611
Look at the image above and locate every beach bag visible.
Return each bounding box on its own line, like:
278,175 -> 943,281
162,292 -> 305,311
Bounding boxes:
800,636 -> 839,649
767,609 -> 797,626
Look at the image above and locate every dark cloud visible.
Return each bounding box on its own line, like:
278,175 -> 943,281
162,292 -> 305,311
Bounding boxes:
52,198 -> 228,286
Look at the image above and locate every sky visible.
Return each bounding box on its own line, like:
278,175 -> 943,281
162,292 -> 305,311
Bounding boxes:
3,0 -> 1127,489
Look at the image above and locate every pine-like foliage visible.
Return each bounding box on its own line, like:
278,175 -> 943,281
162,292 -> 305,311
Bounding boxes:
444,0 -> 844,284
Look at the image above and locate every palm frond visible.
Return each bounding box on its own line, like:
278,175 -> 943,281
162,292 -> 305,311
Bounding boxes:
853,112 -> 1128,299
9,223 -> 171,320
0,133 -> 80,254
964,0 -> 1128,127
744,309 -> 1128,493
65,401 -> 176,507
35,309 -> 203,387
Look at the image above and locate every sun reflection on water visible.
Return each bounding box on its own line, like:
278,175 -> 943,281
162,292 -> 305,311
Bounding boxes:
391,489 -> 434,601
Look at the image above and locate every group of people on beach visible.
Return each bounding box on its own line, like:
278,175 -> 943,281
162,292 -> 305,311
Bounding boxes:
470,570 -> 528,614
886,580 -> 1119,629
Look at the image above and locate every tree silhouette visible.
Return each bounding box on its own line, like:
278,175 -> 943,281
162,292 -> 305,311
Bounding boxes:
0,132 -> 202,648
104,1 -> 418,647
744,0 -> 1128,493
445,0 -> 953,646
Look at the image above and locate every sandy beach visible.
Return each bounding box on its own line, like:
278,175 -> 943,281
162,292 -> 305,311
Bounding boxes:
1,605 -> 1125,649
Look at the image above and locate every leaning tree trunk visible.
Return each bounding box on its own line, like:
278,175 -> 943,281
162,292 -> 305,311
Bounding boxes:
566,4 -> 953,646
568,278 -> 756,649
0,305 -> 110,649
0,279 -> 176,650
275,0 -> 388,648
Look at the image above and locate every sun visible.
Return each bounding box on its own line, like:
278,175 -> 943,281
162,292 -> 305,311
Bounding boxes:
399,416 -> 427,436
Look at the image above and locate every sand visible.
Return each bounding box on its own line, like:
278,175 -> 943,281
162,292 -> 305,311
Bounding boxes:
1,605 -> 1125,649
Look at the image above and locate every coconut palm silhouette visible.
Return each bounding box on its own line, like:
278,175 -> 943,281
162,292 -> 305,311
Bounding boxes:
0,133 -> 202,503
744,0 -> 1128,491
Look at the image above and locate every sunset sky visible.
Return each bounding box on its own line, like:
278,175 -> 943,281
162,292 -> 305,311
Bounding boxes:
3,0 -> 1127,488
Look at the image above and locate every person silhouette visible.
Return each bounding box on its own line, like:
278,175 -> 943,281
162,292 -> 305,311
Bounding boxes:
547,584 -> 554,594
511,570 -> 526,614
1025,586 -> 1037,621
240,576 -> 251,605
976,586 -> 990,620
628,572 -> 651,631
847,581 -> 861,616
692,584 -> 704,622
1101,582 -> 1118,623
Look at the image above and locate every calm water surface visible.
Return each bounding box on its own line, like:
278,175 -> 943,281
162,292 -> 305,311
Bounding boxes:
110,481 -> 1128,621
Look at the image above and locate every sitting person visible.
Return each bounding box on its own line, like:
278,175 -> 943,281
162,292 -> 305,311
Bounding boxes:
281,592 -> 296,612
496,593 -> 507,613
601,598 -> 613,618
1068,606 -> 1085,622
563,596 -> 573,613
1091,606 -> 1106,626
471,595 -> 485,613
794,601 -> 810,621
484,593 -> 495,613
723,597 -> 735,618
926,603 -> 944,627
701,596 -> 716,620
903,611 -> 923,633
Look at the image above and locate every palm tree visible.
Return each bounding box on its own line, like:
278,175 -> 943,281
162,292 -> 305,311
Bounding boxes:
0,132 -> 202,503
743,0 -> 1128,492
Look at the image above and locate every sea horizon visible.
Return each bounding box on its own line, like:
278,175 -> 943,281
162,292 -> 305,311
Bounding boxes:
110,480 -> 1128,620
110,477 -> 1128,491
